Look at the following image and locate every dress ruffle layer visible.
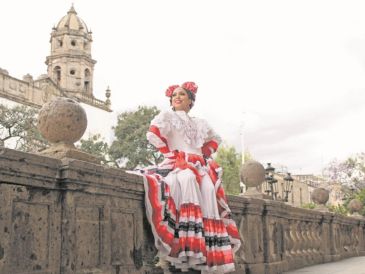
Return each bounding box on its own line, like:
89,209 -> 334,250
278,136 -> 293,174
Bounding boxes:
143,155 -> 241,274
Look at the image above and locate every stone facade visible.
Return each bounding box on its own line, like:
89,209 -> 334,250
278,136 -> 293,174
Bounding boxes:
1,147 -> 365,274
0,6 -> 111,112
258,173 -> 345,208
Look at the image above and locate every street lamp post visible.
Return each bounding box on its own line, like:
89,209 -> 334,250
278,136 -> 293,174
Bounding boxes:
283,172 -> 294,202
265,163 -> 278,200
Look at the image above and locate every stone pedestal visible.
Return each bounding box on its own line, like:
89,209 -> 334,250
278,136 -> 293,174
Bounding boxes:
40,143 -> 100,164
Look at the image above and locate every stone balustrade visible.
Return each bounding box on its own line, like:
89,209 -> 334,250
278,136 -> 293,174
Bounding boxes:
0,101 -> 364,274
0,147 -> 364,274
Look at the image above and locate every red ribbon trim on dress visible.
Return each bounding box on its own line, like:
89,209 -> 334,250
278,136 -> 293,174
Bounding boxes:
173,151 -> 203,185
201,140 -> 219,157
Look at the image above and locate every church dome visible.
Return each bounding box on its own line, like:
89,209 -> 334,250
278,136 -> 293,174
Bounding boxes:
55,5 -> 89,34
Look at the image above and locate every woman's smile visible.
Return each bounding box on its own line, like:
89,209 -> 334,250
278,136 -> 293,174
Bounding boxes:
171,87 -> 191,112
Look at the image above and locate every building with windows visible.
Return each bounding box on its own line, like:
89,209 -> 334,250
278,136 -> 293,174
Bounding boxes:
0,5 -> 111,112
258,172 -> 345,208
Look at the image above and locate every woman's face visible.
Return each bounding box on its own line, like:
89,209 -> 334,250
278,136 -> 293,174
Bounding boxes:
171,87 -> 192,112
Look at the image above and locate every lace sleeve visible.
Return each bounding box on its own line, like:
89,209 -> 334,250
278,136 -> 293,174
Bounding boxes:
150,111 -> 172,138
146,111 -> 175,158
200,120 -> 222,157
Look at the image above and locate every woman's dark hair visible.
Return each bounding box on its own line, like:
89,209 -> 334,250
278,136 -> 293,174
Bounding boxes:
170,88 -> 196,110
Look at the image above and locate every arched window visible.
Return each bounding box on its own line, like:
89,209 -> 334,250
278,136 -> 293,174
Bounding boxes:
84,69 -> 90,92
53,66 -> 61,83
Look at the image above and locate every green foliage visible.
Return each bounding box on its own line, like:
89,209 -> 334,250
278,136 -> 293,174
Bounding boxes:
243,150 -> 253,162
0,104 -> 48,152
328,204 -> 349,216
301,203 -> 316,209
214,145 -> 242,195
354,188 -> 365,204
353,188 -> 365,216
79,133 -> 116,166
109,106 -> 162,169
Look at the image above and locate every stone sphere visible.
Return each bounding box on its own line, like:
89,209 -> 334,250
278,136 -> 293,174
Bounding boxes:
37,98 -> 87,144
240,160 -> 265,188
348,199 -> 363,213
311,188 -> 329,205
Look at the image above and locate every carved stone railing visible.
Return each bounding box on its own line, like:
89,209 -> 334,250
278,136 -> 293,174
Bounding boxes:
0,148 -> 364,274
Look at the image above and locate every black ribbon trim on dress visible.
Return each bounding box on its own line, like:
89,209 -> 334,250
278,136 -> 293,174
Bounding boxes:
205,235 -> 231,247
163,208 -> 176,230
177,221 -> 204,234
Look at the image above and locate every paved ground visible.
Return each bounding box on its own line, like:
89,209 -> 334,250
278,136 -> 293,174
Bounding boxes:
284,256 -> 365,274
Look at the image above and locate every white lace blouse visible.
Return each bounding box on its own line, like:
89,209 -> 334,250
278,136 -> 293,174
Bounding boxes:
147,110 -> 221,156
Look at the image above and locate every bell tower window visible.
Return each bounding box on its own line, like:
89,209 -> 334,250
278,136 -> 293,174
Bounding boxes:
71,40 -> 77,46
53,66 -> 61,83
57,39 -> 63,47
70,69 -> 76,75
84,69 -> 90,92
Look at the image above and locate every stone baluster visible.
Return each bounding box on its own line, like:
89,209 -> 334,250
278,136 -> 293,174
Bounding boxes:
352,225 -> 360,254
284,219 -> 293,261
331,216 -> 341,260
307,221 -> 316,262
302,221 -> 311,263
289,220 -> 298,259
297,221 -> 306,261
294,220 -> 303,260
313,222 -> 321,257
305,222 -> 313,263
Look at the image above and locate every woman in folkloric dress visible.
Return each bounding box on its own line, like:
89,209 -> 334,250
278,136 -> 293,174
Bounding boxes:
143,82 -> 241,273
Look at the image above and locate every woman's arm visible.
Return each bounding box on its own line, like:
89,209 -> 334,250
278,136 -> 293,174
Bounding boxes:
146,111 -> 175,159
201,122 -> 221,158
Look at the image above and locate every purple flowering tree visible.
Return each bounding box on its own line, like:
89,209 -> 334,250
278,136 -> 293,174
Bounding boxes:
323,153 -> 365,190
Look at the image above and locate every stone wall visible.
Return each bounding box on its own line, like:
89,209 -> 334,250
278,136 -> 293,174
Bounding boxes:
0,147 -> 364,274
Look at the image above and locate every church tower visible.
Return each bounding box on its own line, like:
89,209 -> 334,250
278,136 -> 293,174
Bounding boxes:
46,5 -> 96,95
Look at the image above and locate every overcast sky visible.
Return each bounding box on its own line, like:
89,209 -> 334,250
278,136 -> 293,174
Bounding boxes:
1,0 -> 365,175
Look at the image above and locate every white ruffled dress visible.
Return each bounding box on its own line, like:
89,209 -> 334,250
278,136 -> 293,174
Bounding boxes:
143,110 -> 241,273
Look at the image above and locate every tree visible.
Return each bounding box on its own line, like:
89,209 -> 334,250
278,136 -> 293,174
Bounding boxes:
354,188 -> 365,216
109,106 -> 162,169
0,104 -> 48,152
214,145 -> 242,195
78,133 -> 117,166
323,153 -> 365,190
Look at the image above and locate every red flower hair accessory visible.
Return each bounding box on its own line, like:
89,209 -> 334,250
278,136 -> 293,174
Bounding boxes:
165,85 -> 179,97
182,81 -> 198,94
